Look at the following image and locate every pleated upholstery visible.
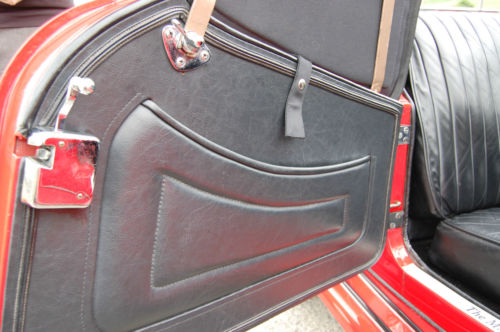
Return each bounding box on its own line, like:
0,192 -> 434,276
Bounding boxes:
409,11 -> 500,219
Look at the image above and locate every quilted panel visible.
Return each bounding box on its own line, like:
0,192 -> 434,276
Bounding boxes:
409,11 -> 500,218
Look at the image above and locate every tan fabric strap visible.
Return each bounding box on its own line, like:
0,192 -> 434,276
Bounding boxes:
185,0 -> 216,37
371,0 -> 396,93
0,0 -> 23,5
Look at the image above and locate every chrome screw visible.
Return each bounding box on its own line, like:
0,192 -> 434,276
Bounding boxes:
76,193 -> 84,200
298,79 -> 306,91
58,141 -> 66,148
165,27 -> 175,38
36,148 -> 51,161
200,50 -> 210,62
175,57 -> 186,69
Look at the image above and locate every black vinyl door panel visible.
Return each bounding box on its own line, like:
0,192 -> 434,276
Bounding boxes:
95,102 -> 373,331
3,1 -> 407,331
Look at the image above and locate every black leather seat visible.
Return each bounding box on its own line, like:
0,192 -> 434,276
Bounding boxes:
409,11 -> 500,301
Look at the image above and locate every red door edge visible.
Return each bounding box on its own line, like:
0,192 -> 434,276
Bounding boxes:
0,0 -> 138,329
389,95 -> 411,214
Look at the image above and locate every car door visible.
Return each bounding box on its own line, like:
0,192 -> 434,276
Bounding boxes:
0,0 -> 420,330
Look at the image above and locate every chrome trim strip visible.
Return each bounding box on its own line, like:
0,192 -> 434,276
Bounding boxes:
368,269 -> 445,332
359,273 -> 421,331
342,282 -> 391,332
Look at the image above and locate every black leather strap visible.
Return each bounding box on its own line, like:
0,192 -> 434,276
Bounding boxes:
285,56 -> 312,138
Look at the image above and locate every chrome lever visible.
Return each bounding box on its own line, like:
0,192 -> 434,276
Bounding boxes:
54,77 -> 95,130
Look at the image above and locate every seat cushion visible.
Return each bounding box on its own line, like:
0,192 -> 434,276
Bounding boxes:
429,207 -> 500,300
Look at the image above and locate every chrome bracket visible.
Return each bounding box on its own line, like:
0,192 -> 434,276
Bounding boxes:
398,125 -> 410,145
162,18 -> 211,72
21,77 -> 99,209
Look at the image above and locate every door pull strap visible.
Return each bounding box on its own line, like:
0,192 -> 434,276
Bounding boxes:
285,56 -> 312,138
185,0 -> 216,38
371,0 -> 396,93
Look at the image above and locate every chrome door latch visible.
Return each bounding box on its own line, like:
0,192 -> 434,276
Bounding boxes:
21,77 -> 99,209
162,18 -> 211,71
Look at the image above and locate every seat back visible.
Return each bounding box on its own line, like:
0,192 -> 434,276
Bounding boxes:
409,10 -> 500,220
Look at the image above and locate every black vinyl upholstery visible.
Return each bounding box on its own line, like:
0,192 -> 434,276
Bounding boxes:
430,208 -> 500,300
409,10 -> 500,301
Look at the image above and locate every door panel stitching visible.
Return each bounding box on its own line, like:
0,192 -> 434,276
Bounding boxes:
80,93 -> 144,331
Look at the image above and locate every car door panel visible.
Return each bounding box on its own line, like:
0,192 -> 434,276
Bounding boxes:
0,0 -> 420,330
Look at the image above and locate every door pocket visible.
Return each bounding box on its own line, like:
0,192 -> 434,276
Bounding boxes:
94,102 -> 373,331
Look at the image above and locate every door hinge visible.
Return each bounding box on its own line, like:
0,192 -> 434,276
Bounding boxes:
21,77 -> 99,209
398,125 -> 410,145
